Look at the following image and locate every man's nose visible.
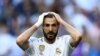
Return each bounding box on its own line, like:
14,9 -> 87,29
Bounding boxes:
49,26 -> 53,31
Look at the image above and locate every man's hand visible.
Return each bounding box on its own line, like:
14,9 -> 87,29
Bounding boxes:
34,12 -> 49,27
49,12 -> 64,24
16,12 -> 49,50
49,12 -> 82,48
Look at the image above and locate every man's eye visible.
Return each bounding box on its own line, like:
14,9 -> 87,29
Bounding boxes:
45,24 -> 49,27
52,24 -> 56,26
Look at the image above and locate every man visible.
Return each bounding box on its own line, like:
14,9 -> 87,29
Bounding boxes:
16,12 -> 82,56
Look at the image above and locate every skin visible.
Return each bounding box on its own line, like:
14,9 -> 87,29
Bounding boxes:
16,12 -> 82,51
43,17 -> 59,44
52,12 -> 82,47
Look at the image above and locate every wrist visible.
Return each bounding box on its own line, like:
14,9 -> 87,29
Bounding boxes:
34,22 -> 42,28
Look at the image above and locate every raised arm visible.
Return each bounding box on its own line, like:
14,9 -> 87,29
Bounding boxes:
16,13 -> 48,50
51,12 -> 82,47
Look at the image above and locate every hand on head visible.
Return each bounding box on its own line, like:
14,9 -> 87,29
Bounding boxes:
34,12 -> 49,27
48,12 -> 63,24
34,12 -> 63,27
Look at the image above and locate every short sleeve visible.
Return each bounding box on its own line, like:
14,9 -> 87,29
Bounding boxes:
25,37 -> 37,56
62,35 -> 74,49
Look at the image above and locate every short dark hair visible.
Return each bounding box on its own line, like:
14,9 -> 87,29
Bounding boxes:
43,13 -> 59,26
44,14 -> 55,19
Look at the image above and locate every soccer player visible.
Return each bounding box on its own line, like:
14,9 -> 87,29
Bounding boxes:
16,12 -> 82,56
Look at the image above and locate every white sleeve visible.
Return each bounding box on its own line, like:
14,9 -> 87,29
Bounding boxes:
25,37 -> 36,55
62,35 -> 74,49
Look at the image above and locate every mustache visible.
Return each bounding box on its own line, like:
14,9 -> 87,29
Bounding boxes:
47,31 -> 55,35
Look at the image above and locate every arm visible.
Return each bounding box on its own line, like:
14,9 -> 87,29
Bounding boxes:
16,25 -> 37,50
60,20 -> 82,47
51,12 -> 82,47
16,13 -> 48,50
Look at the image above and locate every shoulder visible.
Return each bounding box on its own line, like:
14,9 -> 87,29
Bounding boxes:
58,35 -> 72,43
29,36 -> 44,44
59,35 -> 72,40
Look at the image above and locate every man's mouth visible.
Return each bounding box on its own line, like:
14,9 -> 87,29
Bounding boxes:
47,32 -> 55,38
48,34 -> 53,36
48,34 -> 54,38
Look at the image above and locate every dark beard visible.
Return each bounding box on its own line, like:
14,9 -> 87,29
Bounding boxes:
43,30 -> 58,41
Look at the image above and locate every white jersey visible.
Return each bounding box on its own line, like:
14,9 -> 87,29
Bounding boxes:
25,35 -> 73,56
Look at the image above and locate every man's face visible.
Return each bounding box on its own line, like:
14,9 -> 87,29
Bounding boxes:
43,17 -> 59,41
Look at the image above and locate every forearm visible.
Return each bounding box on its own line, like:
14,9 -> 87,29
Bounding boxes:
61,20 -> 82,41
16,25 -> 37,46
16,12 -> 49,50
49,12 -> 82,47
62,21 -> 82,47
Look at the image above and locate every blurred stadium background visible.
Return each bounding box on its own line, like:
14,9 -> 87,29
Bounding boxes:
0,0 -> 100,56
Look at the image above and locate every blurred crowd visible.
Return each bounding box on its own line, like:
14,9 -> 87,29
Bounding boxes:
0,0 -> 100,56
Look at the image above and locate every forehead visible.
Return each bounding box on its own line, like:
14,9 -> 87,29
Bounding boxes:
44,17 -> 58,24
